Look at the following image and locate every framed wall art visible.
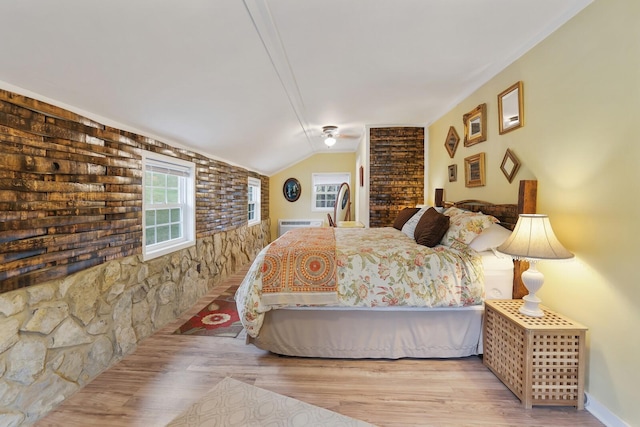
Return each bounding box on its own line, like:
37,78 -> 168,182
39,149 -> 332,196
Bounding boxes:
283,177 -> 301,202
444,126 -> 460,158
464,152 -> 486,187
498,81 -> 524,134
448,164 -> 457,182
463,103 -> 487,147
500,148 -> 521,183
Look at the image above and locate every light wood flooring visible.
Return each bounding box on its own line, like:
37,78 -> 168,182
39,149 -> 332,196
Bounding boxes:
37,266 -> 604,427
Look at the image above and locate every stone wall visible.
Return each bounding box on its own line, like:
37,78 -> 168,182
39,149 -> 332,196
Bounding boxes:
0,220 -> 270,426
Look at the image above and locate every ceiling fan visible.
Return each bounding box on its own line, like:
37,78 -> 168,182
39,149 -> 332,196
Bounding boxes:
321,125 -> 358,147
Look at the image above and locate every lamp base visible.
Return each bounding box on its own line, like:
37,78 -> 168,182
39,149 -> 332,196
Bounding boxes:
518,262 -> 545,317
519,294 -> 544,317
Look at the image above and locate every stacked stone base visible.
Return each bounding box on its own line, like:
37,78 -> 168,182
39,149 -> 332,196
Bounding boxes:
0,221 -> 270,426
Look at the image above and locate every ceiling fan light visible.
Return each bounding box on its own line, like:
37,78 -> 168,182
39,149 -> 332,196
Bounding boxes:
324,136 -> 336,147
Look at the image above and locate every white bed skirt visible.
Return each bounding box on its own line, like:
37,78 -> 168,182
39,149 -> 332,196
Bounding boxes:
248,305 -> 485,359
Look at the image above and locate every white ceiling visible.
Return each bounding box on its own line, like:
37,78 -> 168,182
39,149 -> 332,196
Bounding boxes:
0,0 -> 591,176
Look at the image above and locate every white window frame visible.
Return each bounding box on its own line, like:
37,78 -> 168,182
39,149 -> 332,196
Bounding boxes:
311,172 -> 351,212
142,152 -> 196,261
248,177 -> 261,226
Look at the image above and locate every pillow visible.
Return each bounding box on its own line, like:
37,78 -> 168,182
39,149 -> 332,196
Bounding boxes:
440,207 -> 499,247
414,208 -> 450,247
393,207 -> 421,230
468,223 -> 512,252
401,207 -> 428,239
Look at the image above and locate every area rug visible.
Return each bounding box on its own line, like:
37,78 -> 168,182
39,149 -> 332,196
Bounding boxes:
174,285 -> 243,338
167,377 -> 374,427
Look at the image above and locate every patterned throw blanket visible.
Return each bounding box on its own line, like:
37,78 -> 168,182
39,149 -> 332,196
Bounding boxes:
260,228 -> 338,306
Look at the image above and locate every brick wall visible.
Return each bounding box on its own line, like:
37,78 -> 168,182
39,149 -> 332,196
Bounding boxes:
0,89 -> 269,292
369,127 -> 424,227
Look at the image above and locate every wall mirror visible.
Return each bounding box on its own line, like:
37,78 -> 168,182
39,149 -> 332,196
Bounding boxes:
500,148 -> 521,183
463,104 -> 487,146
498,81 -> 524,134
333,182 -> 351,223
283,177 -> 301,202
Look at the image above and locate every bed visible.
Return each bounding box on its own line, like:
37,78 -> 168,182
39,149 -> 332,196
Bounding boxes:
235,180 -> 537,359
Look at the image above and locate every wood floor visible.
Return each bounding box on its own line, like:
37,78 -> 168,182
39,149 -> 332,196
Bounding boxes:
37,266 -> 604,427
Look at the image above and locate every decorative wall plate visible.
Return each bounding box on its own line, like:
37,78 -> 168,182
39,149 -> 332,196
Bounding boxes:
283,177 -> 301,202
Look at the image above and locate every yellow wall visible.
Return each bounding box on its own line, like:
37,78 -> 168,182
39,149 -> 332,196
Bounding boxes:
269,152 -> 356,240
428,1 -> 639,424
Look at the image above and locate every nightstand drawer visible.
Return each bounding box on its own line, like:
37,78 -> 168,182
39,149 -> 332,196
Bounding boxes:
483,299 -> 587,409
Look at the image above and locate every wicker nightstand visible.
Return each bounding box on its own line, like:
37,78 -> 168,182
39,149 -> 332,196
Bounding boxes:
483,299 -> 588,409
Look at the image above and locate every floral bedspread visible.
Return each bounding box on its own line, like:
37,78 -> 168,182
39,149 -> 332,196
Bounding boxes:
235,227 -> 484,338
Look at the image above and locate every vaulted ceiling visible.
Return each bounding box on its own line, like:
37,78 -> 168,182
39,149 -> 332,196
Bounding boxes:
0,0 -> 591,175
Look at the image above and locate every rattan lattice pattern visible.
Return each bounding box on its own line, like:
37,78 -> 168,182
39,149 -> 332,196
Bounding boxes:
483,300 -> 587,409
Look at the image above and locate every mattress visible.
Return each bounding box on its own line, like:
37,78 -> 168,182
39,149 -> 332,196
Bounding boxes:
479,249 -> 514,300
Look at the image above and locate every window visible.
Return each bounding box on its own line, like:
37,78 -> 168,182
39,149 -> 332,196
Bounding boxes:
142,152 -> 195,260
311,173 -> 351,212
248,177 -> 261,226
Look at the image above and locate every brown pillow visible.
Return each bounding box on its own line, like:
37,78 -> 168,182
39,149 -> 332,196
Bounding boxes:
393,207 -> 421,230
414,207 -> 450,247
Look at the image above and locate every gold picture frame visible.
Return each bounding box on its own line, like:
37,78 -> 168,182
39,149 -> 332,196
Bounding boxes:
464,153 -> 486,187
500,148 -> 521,183
498,81 -> 524,134
463,104 -> 487,146
448,164 -> 457,182
444,126 -> 460,158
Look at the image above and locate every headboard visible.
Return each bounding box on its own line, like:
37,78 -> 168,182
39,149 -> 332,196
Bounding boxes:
435,180 -> 538,298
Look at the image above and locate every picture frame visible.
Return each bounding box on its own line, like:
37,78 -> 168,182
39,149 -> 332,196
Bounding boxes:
464,152 -> 486,187
498,81 -> 524,134
448,164 -> 457,182
463,103 -> 487,146
500,148 -> 521,183
444,126 -> 460,158
283,177 -> 301,202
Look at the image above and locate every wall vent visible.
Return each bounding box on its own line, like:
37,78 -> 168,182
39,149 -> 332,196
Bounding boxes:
278,219 -> 323,237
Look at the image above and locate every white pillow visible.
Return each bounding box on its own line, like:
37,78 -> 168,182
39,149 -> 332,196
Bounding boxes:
468,223 -> 512,252
401,207 -> 428,239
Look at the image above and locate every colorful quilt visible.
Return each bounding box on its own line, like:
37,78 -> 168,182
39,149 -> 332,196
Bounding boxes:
235,227 -> 484,338
261,227 -> 338,306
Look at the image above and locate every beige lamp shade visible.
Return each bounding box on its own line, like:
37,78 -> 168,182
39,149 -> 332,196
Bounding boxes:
497,214 -> 573,261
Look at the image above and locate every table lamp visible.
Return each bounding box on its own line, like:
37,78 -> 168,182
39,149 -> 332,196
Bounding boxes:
497,214 -> 574,317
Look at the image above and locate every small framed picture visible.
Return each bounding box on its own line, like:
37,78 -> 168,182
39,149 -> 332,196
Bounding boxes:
448,164 -> 457,182
444,126 -> 460,158
463,104 -> 487,147
464,153 -> 486,187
